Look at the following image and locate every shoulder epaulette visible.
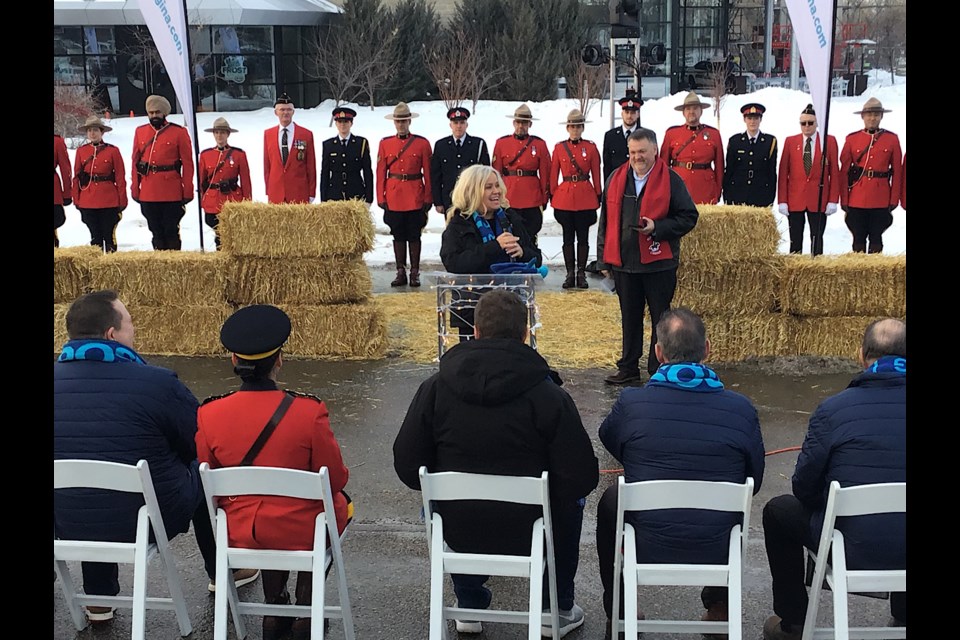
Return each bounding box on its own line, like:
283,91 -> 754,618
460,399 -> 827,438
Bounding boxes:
287,389 -> 325,404
200,390 -> 239,405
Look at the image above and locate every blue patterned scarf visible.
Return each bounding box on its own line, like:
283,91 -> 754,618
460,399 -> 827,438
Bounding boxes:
58,339 -> 147,365
648,362 -> 724,392
471,208 -> 512,243
867,355 -> 906,375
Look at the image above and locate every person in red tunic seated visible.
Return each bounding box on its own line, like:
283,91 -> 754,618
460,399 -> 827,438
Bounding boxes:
196,304 -> 352,640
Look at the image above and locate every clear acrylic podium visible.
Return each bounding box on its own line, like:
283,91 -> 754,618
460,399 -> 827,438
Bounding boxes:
426,272 -> 544,360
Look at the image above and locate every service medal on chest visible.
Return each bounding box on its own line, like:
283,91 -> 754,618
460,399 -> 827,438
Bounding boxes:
531,148 -> 536,156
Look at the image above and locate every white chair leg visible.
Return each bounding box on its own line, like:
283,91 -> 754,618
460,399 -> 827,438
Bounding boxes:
802,552 -> 827,640
55,559 -> 88,631
331,525 -> 356,640
131,521 -> 150,640
623,540 -> 639,640
528,523 -> 545,640
831,547 -> 850,640
313,518 -> 328,640
157,540 -> 192,636
429,518 -> 447,640
727,528 -> 743,640
214,516 -> 236,640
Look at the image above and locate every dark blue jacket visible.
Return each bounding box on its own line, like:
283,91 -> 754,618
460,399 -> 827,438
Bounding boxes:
54,356 -> 202,543
792,369 -> 906,569
599,377 -> 765,564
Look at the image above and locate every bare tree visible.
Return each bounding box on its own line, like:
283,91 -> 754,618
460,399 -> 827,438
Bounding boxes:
54,84 -> 99,148
870,4 -> 906,83
425,29 -> 508,111
306,25 -> 371,116
709,61 -> 731,129
567,59 -> 608,118
356,26 -> 401,110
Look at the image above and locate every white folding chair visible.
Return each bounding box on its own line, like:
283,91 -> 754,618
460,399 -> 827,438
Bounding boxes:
418,466 -> 561,640
612,477 -> 755,640
53,459 -> 193,638
199,463 -> 356,640
802,481 -> 906,640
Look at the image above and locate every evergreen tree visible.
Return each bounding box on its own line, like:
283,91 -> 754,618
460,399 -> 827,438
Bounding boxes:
383,0 -> 443,104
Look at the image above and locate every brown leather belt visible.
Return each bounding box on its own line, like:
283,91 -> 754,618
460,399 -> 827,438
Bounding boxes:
502,169 -> 539,177
865,169 -> 891,178
387,172 -> 421,181
670,160 -> 712,170
562,175 -> 590,183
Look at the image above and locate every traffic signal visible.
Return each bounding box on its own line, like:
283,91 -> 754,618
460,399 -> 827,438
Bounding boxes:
582,44 -> 609,66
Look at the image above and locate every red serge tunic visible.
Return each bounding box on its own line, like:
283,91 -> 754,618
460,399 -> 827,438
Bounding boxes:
660,124 -> 724,204
777,133 -> 840,213
840,129 -> 903,209
73,142 -> 128,210
196,388 -> 350,550
54,135 -> 72,205
198,145 -> 253,214
492,134 -> 552,209
376,134 -> 433,211
263,124 -> 317,204
131,122 -> 194,203
550,139 -> 602,211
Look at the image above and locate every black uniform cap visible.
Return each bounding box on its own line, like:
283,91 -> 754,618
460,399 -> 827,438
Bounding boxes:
333,107 -> 357,121
618,95 -> 643,110
741,103 -> 766,116
801,104 -> 816,116
275,93 -> 294,107
220,304 -> 291,360
447,107 -> 471,121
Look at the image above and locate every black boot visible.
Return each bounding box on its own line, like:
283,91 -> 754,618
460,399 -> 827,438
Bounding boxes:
852,241 -> 866,253
561,244 -> 575,289
291,573 -> 314,640
261,570 -> 293,640
576,243 -> 590,289
391,240 -> 408,287
409,240 -> 422,287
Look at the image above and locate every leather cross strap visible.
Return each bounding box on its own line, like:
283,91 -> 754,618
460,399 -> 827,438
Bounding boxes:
505,136 -> 535,169
386,135 -> 417,172
240,392 -> 295,466
561,141 -> 589,181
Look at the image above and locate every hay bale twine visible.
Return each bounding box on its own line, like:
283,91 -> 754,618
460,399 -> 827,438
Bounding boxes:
88,251 -> 226,306
225,254 -> 372,305
780,254 -> 906,317
54,245 -> 102,303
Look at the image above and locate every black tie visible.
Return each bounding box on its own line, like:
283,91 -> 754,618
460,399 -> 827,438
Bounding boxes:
342,138 -> 348,147
750,137 -> 756,146
281,128 -> 289,163
456,139 -> 462,149
803,137 -> 812,175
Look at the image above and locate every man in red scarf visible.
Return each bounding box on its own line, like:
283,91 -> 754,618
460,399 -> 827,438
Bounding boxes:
596,128 -> 699,385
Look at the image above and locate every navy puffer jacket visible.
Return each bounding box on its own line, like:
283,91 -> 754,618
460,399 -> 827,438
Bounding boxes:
599,381 -> 765,564
54,357 -> 202,543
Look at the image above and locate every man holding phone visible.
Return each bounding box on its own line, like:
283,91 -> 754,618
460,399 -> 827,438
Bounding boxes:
595,128 -> 699,385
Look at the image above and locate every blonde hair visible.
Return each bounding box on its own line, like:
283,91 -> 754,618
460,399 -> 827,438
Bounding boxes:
448,165 -> 510,223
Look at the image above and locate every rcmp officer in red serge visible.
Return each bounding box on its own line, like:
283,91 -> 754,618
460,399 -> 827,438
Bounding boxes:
723,103 -> 778,207
492,104 -> 551,244
660,91 -> 724,205
431,106 -> 490,216
131,94 -> 195,250
777,104 -> 840,256
54,133 -> 73,248
320,106 -> 373,204
550,109 -> 602,289
377,102 -> 433,288
196,304 -> 352,640
839,97 -> 903,254
199,117 -> 252,250
263,93 -> 317,205
73,115 -> 127,253
602,94 -> 642,181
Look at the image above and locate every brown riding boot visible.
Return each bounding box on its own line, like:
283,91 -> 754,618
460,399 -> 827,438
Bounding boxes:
409,240 -> 422,287
261,570 -> 293,640
576,243 -> 590,289
561,244 -> 576,289
391,240 -> 408,286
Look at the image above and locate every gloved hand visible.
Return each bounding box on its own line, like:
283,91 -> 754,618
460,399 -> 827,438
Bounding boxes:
778,203 -> 789,216
62,198 -> 72,207
308,197 -> 315,204
181,197 -> 193,206
825,203 -> 838,216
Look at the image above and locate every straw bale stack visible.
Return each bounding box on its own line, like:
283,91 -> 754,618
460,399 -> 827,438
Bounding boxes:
225,255 -> 372,305
375,292 -> 439,362
676,256 -> 784,315
794,315 -> 905,361
53,304 -> 69,353
218,200 -> 374,257
88,251 -> 226,306
284,303 -> 387,360
535,291 -> 623,369
701,313 -> 796,363
54,245 -> 102,303
125,304 -> 233,356
683,204 -> 780,261
779,254 -> 906,317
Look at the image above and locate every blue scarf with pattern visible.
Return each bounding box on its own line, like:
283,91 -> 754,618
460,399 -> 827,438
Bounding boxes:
58,339 -> 147,365
471,208 -> 512,243
867,355 -> 906,375
648,362 -> 724,392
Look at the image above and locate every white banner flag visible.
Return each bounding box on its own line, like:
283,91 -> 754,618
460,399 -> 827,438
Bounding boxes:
135,0 -> 194,138
783,0 -> 834,151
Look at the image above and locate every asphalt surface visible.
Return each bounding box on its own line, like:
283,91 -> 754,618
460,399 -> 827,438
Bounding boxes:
54,266 -> 901,639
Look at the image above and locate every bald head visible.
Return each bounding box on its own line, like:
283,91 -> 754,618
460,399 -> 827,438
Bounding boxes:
860,318 -> 906,365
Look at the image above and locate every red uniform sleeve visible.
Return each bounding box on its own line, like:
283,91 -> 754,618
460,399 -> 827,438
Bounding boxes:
826,136 -> 840,204
713,132 -> 725,197
420,138 -> 433,209
306,131 -> 317,200
56,136 -> 73,198
239,151 -> 253,200
71,147 -> 85,202
113,146 -> 128,210
590,143 -> 602,198
492,140 -> 503,173
777,137 -> 789,205
900,153 -> 906,210
179,128 -> 195,200
550,144 -> 562,198
887,137 -> 903,209
263,130 -> 272,192
838,137 -> 853,207
309,401 -> 349,496
195,411 -> 220,469
376,139 -> 387,206
130,131 -> 141,200
539,140 -> 551,204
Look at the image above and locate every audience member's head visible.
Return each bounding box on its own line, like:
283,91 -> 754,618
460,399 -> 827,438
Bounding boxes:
451,165 -> 510,218
65,289 -> 135,347
473,289 -> 528,341
220,304 -> 292,382
654,307 -> 709,364
860,318 -> 906,365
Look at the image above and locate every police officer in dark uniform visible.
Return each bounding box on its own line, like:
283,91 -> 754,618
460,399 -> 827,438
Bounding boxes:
602,94 -> 643,181
320,106 -> 373,203
431,107 -> 490,216
723,103 -> 778,207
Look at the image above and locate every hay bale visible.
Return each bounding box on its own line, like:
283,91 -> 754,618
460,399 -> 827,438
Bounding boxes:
53,304 -> 69,353
225,255 -> 372,305
374,292 -> 439,362
54,245 -> 102,303
795,316 -> 905,360
535,291 -> 623,369
683,204 -> 780,261
780,254 -> 906,317
218,200 -> 374,257
87,251 -> 226,306
127,304 -> 233,356
284,303 -> 387,360
701,313 -> 796,363
676,256 -> 784,315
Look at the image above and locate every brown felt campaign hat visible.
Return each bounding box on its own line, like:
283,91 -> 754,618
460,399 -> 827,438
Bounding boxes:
507,104 -> 537,121
674,91 -> 711,111
854,97 -> 892,114
203,117 -> 238,133
561,109 -> 589,126
385,102 -> 418,120
78,115 -> 113,133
